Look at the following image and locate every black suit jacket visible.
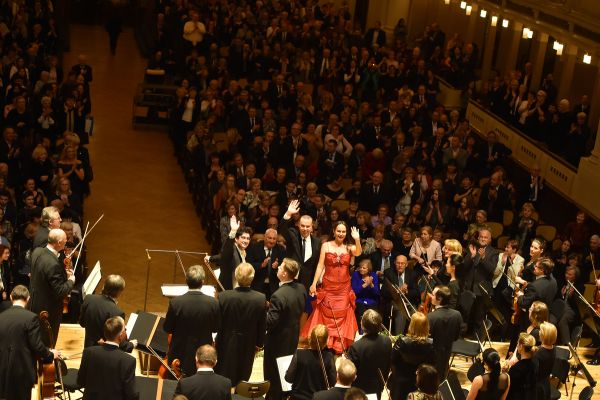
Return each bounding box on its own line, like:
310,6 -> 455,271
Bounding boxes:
32,226 -> 50,248
359,183 -> 391,214
381,267 -> 420,305
79,294 -> 133,352
518,275 -> 558,310
215,287 -> 266,385
313,386 -> 349,400
285,348 -> 336,400
77,344 -> 138,400
347,333 -> 392,395
29,246 -> 74,340
0,305 -> 53,396
246,241 -> 286,295
164,291 -> 220,376
209,237 -> 244,290
427,306 -> 462,377
279,217 -> 322,289
463,245 -> 499,296
175,370 -> 232,400
370,251 -> 399,276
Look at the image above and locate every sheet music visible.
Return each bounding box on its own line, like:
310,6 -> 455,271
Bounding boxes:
161,284 -> 216,298
366,395 -> 378,400
126,313 -> 138,339
82,261 -> 102,298
276,354 -> 294,392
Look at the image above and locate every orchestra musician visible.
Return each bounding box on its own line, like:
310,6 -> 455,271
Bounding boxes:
381,255 -> 419,335
409,226 -> 442,277
174,345 -> 232,400
515,257 -> 557,328
215,263 -> 266,386
0,285 -> 60,400
554,265 -> 584,345
516,238 -> 545,285
79,274 -> 137,351
312,359 -> 357,400
32,206 -> 61,248
29,228 -> 74,345
164,265 -> 220,377
427,286 -> 462,380
347,310 -> 391,398
492,240 -> 524,325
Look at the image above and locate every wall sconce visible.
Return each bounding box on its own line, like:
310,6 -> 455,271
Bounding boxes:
527,29 -> 533,39
466,5 -> 472,15
444,0 -> 451,4
491,16 -> 498,26
502,19 -> 509,28
460,1 -> 467,9
583,54 -> 592,64
523,28 -> 533,39
480,9 -> 487,18
553,41 -> 563,56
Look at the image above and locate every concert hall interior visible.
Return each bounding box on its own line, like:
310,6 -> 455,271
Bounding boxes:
1,0 -> 600,400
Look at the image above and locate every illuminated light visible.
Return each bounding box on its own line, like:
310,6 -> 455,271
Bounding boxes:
502,19 -> 509,28
556,45 -> 563,56
522,28 -> 529,39
491,16 -> 498,26
444,0 -> 450,4
583,54 -> 592,64
527,29 -> 533,39
460,1 -> 467,9
553,41 -> 560,50
466,5 -> 472,15
480,9 -> 487,18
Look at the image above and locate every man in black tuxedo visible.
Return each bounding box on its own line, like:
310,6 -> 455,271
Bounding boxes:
381,255 -> 420,335
79,274 -> 136,352
77,316 -> 138,400
554,265 -> 584,345
364,21 -> 386,48
215,263 -> 266,386
33,206 -> 61,248
29,228 -> 75,345
175,345 -> 231,400
318,139 -> 345,186
283,123 -> 309,169
347,310 -> 391,398
71,54 -> 93,82
479,171 -> 511,222
463,228 -> 499,337
205,216 -> 252,290
0,285 -> 59,400
358,171 -> 389,214
481,131 -> 511,173
266,73 -> 289,111
164,265 -> 220,377
427,286 -> 463,380
247,228 -> 286,297
370,239 -> 397,280
265,258 -> 306,400
516,257 -> 557,319
313,359 -> 357,400
279,199 -> 322,291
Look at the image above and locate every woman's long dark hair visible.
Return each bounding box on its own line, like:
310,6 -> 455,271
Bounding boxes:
483,348 -> 501,391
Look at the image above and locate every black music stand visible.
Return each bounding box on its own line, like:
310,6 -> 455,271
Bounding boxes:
478,283 -> 506,326
439,371 -> 467,400
383,278 -> 413,321
234,381 -> 270,399
135,376 -> 178,400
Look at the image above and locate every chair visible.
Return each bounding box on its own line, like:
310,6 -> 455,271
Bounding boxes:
56,362 -> 83,400
496,235 -> 509,251
502,210 -> 514,227
536,225 -> 557,242
487,222 -> 503,240
252,233 -> 264,242
213,131 -> 229,152
550,356 -> 570,398
479,177 -> 489,188
341,178 -> 353,192
235,380 -> 270,399
331,199 -> 349,213
450,291 -> 481,369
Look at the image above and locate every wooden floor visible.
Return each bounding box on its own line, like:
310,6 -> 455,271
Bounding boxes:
49,25 -> 600,399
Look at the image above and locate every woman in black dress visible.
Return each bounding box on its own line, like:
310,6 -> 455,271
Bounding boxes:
507,333 -> 537,400
390,312 -> 435,400
285,324 -> 336,400
533,322 -> 557,400
466,348 -> 510,400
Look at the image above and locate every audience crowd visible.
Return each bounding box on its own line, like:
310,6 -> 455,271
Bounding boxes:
0,0 -> 93,303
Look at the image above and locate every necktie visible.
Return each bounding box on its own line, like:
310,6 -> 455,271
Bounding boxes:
302,238 -> 306,262
267,249 -> 272,268
383,256 -> 389,270
374,185 -> 379,195
398,273 -> 404,287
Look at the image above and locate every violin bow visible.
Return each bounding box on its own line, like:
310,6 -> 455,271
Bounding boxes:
378,368 -> 392,400
316,341 -> 330,389
70,213 -> 104,275
325,300 -> 347,355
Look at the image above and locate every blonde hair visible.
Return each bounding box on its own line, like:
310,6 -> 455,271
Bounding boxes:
444,239 -> 463,255
309,324 -> 328,350
234,263 -> 255,287
529,301 -> 548,328
539,322 -> 557,346
407,312 -> 429,341
518,332 -> 536,354
31,145 -> 48,161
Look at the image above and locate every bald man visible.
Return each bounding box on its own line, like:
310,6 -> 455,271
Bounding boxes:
247,228 -> 286,297
30,228 -> 74,345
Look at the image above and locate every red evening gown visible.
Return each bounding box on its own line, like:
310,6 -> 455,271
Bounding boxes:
301,251 -> 358,353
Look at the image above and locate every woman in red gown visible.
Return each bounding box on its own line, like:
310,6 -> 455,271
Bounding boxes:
301,221 -> 362,353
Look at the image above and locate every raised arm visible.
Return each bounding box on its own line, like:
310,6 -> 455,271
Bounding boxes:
349,226 -> 362,256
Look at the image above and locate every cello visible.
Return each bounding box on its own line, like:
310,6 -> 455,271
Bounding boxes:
38,311 -> 63,399
157,333 -> 183,380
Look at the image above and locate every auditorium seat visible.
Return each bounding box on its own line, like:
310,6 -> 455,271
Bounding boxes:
331,199 -> 350,213
496,235 -> 509,251
487,222 -> 503,240
502,210 -> 514,227
536,225 -> 557,242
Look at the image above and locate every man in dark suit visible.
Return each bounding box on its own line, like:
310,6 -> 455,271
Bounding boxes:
347,310 -> 391,398
0,285 -> 59,400
265,258 -> 306,400
266,73 -> 289,110
463,228 -> 499,337
279,200 -> 322,291
554,265 -> 584,345
77,316 -> 137,400
427,286 -> 463,380
205,216 -> 252,290
29,228 -> 75,345
312,359 -> 357,400
358,171 -> 389,214
247,228 -> 286,297
370,239 -> 397,279
175,345 -> 231,400
381,255 -> 420,335
481,131 -> 511,173
33,206 -> 61,248
478,171 -> 511,223
516,257 -> 558,317
164,265 -> 220,377
318,139 -> 345,186
79,274 -> 136,352
71,54 -> 93,82
364,21 -> 386,48
215,263 -> 266,385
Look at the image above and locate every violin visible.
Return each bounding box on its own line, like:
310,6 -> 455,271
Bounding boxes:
590,252 -> 600,314
62,254 -> 73,314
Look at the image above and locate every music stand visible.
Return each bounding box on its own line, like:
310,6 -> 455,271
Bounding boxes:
82,261 -> 102,298
135,376 -> 178,400
235,381 -> 270,399
477,283 -> 506,326
383,278 -> 414,322
567,343 -> 596,400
